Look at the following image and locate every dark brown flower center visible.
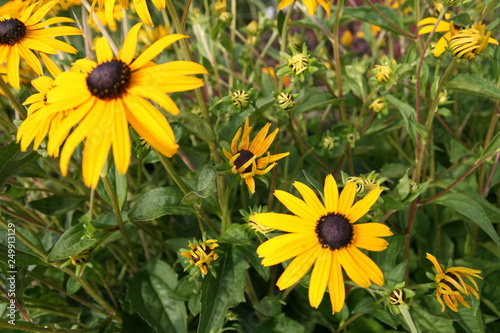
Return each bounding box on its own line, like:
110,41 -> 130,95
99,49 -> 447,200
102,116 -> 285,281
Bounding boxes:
316,213 -> 353,250
0,18 -> 26,46
233,149 -> 255,173
86,60 -> 131,100
192,246 -> 212,263
442,272 -> 459,291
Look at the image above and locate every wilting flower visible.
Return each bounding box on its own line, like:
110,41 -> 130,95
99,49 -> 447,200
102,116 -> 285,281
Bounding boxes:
277,0 -> 331,17
17,23 -> 207,188
0,1 -> 82,89
426,253 -> 482,312
181,239 -> 219,276
449,23 -> 499,58
223,117 -> 289,194
254,175 -> 393,313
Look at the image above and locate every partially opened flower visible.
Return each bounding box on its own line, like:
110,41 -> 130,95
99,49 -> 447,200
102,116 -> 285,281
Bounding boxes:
426,253 -> 482,312
181,239 -> 219,276
223,118 -> 289,194
18,23 -> 207,188
0,0 -> 82,89
449,23 -> 499,58
277,0 -> 331,17
254,175 -> 393,313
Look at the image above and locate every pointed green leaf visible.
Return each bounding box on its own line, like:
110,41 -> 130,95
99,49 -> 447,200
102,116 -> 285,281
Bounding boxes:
343,5 -> 405,36
198,245 -> 248,333
431,193 -> 500,247
445,74 -> 500,100
0,142 -> 39,189
27,195 -> 86,216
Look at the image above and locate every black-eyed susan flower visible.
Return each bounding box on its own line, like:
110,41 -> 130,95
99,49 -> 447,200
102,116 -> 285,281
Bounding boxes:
181,239 -> 219,276
373,64 -> 392,84
17,53 -> 69,156
17,23 -> 207,188
449,23 -> 499,58
277,0 -> 330,17
254,175 -> 393,313
426,253 -> 482,312
0,0 -> 82,89
223,118 -> 289,194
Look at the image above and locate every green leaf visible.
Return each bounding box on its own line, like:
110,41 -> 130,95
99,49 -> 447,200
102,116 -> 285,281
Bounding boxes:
493,46 -> 500,82
254,295 -> 282,317
431,193 -> 500,247
272,313 -> 305,333
295,88 -> 341,114
450,13 -> 472,27
96,166 -> 128,211
385,94 -> 419,144
0,142 -> 39,189
128,187 -> 195,221
27,195 -> 86,216
412,306 -> 455,333
343,5 -> 405,36
196,165 -> 217,196
176,111 -> 215,143
219,223 -> 253,244
235,242 -> 270,281
0,227 -> 46,265
48,223 -> 109,262
454,298 -> 484,333
479,130 -> 500,160
126,260 -> 187,333
198,245 -> 248,333
445,74 -> 500,100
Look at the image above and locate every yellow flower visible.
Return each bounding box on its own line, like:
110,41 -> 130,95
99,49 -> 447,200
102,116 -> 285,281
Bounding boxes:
181,239 -> 219,276
223,118 -> 289,194
0,0 -> 31,18
277,0 -> 331,17
417,16 -> 454,57
449,23 -> 499,58
340,30 -> 353,48
92,0 -> 164,29
254,175 -> 393,313
374,65 -> 392,83
277,92 -> 295,110
426,253 -> 482,312
17,23 -> 208,189
0,0 -> 82,89
369,98 -> 386,113
89,3 -> 122,32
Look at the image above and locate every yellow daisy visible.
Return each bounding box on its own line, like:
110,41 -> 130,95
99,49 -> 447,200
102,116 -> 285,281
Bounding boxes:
449,23 -> 499,59
0,0 -> 82,89
17,23 -> 207,188
16,53 -> 70,156
426,253 -> 482,312
92,0 -> 164,29
277,0 -> 331,17
254,175 -> 393,313
223,117 -> 289,194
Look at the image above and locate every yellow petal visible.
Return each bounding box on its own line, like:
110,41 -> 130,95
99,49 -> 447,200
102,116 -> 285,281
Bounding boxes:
95,37 -> 113,63
328,252 -> 345,313
309,248 -> 332,308
426,253 -> 444,274
348,247 -> 384,286
337,247 -> 370,288
345,187 -> 382,223
276,246 -> 320,290
111,99 -> 131,174
133,0 -> 153,26
324,174 -> 339,213
258,233 -> 318,266
293,181 -> 327,217
252,213 -> 316,233
131,34 -> 188,70
118,23 -> 142,64
338,181 -> 356,214
274,189 -> 320,222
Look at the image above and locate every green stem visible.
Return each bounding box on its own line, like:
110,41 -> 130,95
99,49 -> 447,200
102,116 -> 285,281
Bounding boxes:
278,0 -> 295,92
101,175 -> 138,270
0,75 -> 26,119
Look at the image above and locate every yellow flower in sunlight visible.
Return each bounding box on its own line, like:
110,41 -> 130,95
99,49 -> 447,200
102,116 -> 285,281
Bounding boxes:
17,23 -> 208,189
417,16 -> 453,57
17,54 -> 70,156
449,23 -> 499,58
92,0 -> 164,28
277,0 -> 331,17
426,253 -> 482,312
0,1 -> 82,89
0,0 -> 30,18
223,118 -> 289,194
254,175 -> 392,313
181,239 -> 219,276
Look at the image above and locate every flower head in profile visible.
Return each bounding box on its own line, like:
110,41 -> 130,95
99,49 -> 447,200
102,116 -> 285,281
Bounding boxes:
17,23 -> 207,188
277,0 -> 331,17
426,253 -> 482,312
449,23 -> 499,58
223,118 -> 289,194
254,175 -> 393,313
0,0 -> 82,89
181,239 -> 219,276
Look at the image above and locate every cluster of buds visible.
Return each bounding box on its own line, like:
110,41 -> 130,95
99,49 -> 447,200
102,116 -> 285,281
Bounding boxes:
276,44 -> 324,82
